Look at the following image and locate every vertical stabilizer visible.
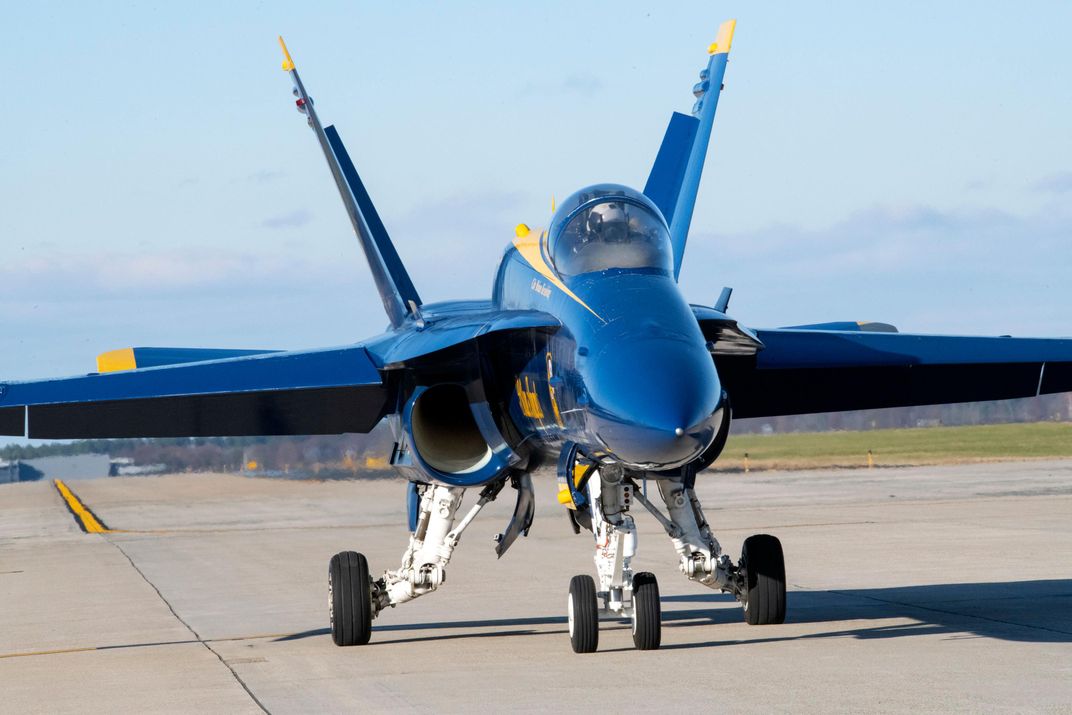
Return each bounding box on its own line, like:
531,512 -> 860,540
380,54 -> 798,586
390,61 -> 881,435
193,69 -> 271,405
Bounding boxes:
278,37 -> 421,327
643,20 -> 736,280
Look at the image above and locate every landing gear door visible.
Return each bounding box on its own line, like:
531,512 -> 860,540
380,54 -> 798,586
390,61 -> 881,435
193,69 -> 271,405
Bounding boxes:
494,472 -> 535,558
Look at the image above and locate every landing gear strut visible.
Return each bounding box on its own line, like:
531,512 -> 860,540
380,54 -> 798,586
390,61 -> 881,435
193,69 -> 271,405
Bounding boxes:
636,474 -> 786,624
328,475 -> 534,646
561,452 -> 786,652
565,460 -> 663,651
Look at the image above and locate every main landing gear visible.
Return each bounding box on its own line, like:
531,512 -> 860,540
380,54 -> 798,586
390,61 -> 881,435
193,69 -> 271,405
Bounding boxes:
562,456 -> 786,653
327,474 -> 535,647
329,551 -> 372,646
326,461 -> 785,653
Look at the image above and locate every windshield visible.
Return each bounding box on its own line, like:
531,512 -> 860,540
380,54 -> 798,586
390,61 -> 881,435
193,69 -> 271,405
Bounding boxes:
550,199 -> 673,277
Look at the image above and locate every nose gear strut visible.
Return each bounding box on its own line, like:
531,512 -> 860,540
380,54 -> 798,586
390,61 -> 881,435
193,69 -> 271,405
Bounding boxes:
558,446 -> 786,652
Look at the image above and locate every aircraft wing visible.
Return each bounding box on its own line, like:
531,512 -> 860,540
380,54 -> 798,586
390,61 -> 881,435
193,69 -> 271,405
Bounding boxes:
0,308 -> 560,440
0,345 -> 389,439
715,328 -> 1072,419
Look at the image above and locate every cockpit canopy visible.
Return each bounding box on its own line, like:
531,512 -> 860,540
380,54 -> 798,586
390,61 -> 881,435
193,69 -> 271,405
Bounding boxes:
548,184 -> 673,278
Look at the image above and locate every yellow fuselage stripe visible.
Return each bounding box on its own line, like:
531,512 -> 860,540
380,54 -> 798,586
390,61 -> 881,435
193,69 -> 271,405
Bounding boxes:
513,230 -> 604,321
54,479 -> 111,533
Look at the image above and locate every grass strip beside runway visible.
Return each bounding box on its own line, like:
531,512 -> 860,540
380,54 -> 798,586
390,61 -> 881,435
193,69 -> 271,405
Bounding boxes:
718,421 -> 1072,472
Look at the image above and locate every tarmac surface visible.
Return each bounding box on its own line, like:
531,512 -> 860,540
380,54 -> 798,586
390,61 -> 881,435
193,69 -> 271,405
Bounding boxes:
2,461 -> 1071,713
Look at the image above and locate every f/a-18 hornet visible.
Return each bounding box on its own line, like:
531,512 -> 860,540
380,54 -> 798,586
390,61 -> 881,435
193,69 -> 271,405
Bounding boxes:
4,21 -> 1071,653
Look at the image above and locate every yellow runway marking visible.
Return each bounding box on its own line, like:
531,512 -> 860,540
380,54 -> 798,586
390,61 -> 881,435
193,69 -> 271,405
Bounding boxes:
54,479 -> 112,533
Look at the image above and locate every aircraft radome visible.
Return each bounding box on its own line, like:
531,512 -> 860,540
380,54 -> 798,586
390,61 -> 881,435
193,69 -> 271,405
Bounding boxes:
3,21 -> 1071,653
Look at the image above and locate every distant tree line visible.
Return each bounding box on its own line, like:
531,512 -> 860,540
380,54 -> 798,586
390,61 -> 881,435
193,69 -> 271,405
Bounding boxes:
3,393 -> 1070,470
731,393 -> 1072,434
0,429 -> 396,475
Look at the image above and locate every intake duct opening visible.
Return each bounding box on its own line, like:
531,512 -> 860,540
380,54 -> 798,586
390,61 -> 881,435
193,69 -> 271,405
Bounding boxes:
410,384 -> 493,475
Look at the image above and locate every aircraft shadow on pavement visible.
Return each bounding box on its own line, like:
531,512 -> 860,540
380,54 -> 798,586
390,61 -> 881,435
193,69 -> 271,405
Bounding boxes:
275,579 -> 1072,648
275,616 -> 569,645
656,578 -> 1072,649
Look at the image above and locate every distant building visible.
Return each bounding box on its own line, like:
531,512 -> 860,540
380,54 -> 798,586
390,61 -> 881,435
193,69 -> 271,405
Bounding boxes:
109,458 -> 167,476
2,454 -> 112,483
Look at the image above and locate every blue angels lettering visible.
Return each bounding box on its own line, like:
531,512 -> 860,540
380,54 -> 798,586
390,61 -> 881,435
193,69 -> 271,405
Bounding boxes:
3,22 -> 1071,653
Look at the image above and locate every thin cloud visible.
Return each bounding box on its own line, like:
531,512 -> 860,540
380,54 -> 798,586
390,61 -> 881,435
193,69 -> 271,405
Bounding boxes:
561,74 -> 604,96
245,169 -> 286,184
1033,172 -> 1072,194
0,250 -> 344,300
391,190 -> 529,245
680,202 -> 1072,335
519,74 -> 604,98
259,209 -> 312,229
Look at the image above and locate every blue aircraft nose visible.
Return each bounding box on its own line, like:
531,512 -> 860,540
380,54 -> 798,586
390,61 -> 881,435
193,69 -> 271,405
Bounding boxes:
585,337 -> 722,469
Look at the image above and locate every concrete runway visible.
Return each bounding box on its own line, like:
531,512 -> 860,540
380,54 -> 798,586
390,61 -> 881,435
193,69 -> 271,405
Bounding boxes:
2,461 -> 1071,713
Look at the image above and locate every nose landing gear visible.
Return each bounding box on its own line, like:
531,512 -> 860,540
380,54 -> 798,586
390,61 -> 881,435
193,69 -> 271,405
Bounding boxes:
567,574 -> 599,653
630,571 -> 661,650
560,450 -> 786,653
563,458 -> 663,652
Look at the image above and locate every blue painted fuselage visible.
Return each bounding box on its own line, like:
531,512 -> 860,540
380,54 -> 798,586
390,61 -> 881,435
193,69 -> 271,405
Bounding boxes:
490,186 -> 723,472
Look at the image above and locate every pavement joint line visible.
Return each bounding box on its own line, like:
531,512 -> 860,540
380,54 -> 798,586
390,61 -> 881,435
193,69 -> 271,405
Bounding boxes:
106,536 -> 270,713
0,642 -> 195,660
0,646 -> 99,660
0,633 -> 304,660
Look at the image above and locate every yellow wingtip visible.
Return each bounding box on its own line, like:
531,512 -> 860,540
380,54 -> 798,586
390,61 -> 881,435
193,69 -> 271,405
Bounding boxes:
707,19 -> 736,55
278,35 -> 295,71
97,348 -> 136,373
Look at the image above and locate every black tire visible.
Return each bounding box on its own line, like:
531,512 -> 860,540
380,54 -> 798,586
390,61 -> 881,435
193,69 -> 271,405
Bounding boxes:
741,534 -> 786,625
568,574 -> 599,653
631,571 -> 661,650
329,551 -> 373,646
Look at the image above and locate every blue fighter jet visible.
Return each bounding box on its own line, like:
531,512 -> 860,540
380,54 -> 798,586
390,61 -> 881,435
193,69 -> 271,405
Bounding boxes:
3,22 -> 1071,653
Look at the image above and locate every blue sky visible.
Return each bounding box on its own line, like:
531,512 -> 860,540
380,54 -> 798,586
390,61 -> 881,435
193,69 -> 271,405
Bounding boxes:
3,1 -> 1071,383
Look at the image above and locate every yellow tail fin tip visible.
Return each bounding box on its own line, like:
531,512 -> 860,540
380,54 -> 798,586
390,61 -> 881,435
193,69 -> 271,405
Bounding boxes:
708,19 -> 737,55
278,36 -> 296,71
